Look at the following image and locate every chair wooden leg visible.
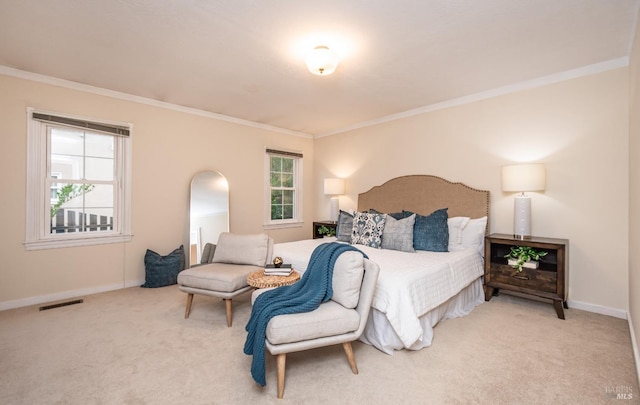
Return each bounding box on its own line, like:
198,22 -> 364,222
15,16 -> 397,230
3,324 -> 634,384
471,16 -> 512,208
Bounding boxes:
342,341 -> 358,374
184,293 -> 194,319
276,353 -> 286,399
224,299 -> 232,327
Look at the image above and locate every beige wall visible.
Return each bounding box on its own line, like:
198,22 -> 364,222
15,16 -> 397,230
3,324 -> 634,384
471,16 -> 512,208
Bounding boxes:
0,74 -> 313,307
0,60 -> 633,319
314,68 -> 629,313
628,5 -> 640,380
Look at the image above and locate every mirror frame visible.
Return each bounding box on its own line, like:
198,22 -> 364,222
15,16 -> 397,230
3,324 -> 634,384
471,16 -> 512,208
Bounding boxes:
189,170 -> 229,266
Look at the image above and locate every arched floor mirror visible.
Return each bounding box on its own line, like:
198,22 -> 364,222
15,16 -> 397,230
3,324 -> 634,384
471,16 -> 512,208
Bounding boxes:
189,170 -> 229,266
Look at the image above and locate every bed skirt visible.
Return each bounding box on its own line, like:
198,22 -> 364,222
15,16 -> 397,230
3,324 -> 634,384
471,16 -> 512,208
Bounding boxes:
359,278 -> 485,354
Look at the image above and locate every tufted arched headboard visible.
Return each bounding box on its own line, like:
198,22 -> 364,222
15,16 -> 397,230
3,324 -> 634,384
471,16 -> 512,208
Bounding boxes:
357,175 -> 490,232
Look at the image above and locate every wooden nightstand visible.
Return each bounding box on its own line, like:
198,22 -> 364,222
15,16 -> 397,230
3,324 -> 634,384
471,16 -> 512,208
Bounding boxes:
312,221 -> 337,239
484,233 -> 569,319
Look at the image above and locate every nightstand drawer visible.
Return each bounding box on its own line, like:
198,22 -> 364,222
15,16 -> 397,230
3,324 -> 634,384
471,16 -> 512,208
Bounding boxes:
490,264 -> 557,294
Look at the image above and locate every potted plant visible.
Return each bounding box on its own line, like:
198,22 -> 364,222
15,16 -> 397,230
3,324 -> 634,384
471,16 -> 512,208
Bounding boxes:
317,225 -> 336,237
504,246 -> 548,272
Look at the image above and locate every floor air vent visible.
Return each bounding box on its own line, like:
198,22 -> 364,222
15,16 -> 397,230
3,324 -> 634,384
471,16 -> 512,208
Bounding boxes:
39,299 -> 84,311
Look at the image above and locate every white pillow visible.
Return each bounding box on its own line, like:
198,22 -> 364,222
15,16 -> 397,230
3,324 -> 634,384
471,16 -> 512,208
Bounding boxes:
331,251 -> 365,309
212,232 -> 270,266
460,216 -> 488,255
448,216 -> 470,251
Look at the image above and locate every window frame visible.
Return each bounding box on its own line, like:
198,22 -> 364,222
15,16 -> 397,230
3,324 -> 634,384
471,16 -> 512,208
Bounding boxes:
263,148 -> 303,229
24,108 -> 132,250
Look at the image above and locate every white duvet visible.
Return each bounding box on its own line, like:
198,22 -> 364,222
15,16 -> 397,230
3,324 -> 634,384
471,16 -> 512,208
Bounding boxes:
273,237 -> 484,348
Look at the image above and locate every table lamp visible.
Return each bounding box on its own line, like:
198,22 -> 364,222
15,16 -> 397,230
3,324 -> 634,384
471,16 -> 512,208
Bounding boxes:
324,178 -> 345,222
501,163 -> 546,239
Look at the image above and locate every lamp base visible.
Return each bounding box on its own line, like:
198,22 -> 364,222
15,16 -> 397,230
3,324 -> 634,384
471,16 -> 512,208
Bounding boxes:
514,195 -> 531,238
329,197 -> 340,222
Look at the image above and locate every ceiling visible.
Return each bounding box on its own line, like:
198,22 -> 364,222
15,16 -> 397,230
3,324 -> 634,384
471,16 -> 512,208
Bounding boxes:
0,1 -> 638,137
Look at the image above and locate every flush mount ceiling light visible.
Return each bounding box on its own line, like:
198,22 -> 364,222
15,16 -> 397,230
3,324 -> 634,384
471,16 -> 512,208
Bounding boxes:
305,46 -> 340,76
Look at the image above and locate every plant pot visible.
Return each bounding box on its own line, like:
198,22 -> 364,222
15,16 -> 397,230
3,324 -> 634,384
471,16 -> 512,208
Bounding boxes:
508,259 -> 539,269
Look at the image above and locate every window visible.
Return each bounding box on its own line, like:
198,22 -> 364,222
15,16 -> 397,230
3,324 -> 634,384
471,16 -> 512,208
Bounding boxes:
264,148 -> 303,228
50,172 -> 62,202
25,109 -> 132,250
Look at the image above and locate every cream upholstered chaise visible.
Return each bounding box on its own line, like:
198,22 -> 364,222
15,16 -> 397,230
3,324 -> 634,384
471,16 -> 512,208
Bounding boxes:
254,252 -> 380,399
178,233 -> 273,327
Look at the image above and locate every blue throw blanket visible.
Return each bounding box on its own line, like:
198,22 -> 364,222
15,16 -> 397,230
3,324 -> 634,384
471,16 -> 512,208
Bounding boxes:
244,242 -> 367,386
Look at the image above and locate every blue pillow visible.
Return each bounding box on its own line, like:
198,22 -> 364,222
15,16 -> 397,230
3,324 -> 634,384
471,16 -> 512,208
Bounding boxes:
141,245 -> 185,288
406,208 -> 449,252
368,208 -> 408,221
388,211 -> 412,220
336,210 -> 354,242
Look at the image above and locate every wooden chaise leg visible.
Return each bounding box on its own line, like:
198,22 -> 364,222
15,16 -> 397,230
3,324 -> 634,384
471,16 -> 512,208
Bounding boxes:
184,293 -> 194,318
276,353 -> 286,399
342,341 -> 359,374
224,299 -> 233,327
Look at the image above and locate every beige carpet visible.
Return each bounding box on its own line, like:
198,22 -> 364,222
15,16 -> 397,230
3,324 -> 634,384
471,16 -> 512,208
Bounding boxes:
0,285 -> 637,405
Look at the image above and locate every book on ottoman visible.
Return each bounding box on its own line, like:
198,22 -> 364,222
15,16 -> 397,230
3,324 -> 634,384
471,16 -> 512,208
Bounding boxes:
264,264 -> 293,276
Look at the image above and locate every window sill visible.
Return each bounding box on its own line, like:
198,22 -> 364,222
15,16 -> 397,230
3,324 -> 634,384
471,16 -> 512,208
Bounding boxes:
263,221 -> 304,231
24,234 -> 133,251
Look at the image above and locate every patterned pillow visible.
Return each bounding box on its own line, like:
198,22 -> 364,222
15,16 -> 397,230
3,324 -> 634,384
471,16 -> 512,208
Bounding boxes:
351,211 -> 386,248
336,210 -> 354,242
407,208 -> 449,252
381,213 -> 416,252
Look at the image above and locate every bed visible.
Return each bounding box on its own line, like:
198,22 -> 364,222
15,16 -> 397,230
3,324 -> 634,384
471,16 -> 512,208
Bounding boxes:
273,175 -> 490,354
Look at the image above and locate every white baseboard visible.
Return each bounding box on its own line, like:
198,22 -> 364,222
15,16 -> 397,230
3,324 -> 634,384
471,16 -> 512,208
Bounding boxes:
125,278 -> 145,288
567,299 -> 628,319
0,279 -> 145,311
629,314 -> 640,390
0,281 -> 630,322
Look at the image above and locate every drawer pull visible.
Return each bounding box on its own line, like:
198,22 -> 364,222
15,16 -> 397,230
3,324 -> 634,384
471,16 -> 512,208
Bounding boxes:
512,273 -> 529,280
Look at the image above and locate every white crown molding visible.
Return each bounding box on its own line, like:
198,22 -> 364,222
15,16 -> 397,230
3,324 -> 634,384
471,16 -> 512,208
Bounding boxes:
0,65 -> 313,139
317,57 -> 630,138
1,57 -> 629,141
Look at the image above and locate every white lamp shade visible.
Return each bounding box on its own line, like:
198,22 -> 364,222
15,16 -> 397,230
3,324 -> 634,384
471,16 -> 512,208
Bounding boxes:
305,46 -> 340,76
324,178 -> 345,195
501,164 -> 546,192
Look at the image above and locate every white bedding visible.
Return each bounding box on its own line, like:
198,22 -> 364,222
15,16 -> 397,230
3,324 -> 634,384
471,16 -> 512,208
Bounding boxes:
272,237 -> 484,351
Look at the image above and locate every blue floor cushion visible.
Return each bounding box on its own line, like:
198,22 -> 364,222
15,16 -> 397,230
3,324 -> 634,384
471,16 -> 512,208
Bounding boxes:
141,245 -> 185,288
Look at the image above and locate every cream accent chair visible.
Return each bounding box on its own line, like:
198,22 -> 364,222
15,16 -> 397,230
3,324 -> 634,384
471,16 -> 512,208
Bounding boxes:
255,252 -> 380,399
177,233 -> 273,327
